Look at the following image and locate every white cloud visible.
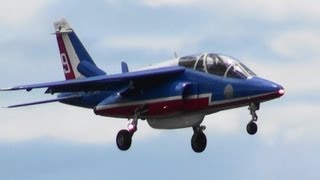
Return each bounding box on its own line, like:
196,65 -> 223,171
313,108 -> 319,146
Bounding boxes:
100,35 -> 196,52
246,57 -> 319,95
141,0 -> 196,7
0,104 -> 158,144
260,103 -> 320,145
0,0 -> 55,27
140,0 -> 320,21
243,29 -> 320,94
230,0 -> 320,20
205,108 -> 245,135
203,101 -> 320,147
269,30 -> 320,59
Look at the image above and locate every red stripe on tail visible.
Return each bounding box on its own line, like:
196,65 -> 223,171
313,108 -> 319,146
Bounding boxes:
56,34 -> 76,80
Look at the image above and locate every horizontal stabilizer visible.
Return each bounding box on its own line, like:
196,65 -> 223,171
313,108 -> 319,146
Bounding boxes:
4,95 -> 82,108
77,61 -> 106,77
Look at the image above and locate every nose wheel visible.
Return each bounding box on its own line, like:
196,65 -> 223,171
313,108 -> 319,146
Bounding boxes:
246,103 -> 259,135
246,121 -> 258,135
116,105 -> 148,151
116,129 -> 132,151
191,126 -> 207,153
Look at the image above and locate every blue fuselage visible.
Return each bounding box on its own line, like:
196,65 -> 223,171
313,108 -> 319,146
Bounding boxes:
59,68 -> 283,119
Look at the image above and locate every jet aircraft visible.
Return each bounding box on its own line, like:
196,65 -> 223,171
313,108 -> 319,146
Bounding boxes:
1,19 -> 285,152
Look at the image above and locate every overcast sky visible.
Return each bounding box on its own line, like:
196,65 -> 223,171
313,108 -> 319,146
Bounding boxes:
0,0 -> 319,179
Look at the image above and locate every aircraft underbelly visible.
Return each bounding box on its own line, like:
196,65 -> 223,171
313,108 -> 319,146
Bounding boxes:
147,113 -> 205,129
94,96 -> 210,119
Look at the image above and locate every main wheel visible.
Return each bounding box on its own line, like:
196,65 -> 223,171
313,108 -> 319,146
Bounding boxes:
246,121 -> 258,135
116,129 -> 132,151
191,132 -> 207,153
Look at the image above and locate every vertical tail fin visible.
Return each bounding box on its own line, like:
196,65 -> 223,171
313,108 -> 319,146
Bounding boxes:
54,18 -> 105,80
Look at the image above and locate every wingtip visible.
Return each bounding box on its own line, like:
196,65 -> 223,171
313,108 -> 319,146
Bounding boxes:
0,87 -> 12,91
0,86 -> 29,91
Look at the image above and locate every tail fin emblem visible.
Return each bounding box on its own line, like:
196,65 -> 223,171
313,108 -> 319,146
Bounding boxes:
60,53 -> 71,74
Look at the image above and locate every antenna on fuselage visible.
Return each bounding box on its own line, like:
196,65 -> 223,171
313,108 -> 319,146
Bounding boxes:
174,52 -> 178,58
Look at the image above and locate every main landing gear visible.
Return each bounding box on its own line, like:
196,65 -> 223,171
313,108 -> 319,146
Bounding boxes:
116,106 -> 148,151
246,103 -> 259,135
191,125 -> 207,153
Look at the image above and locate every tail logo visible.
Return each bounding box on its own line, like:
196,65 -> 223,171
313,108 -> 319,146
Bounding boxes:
60,53 -> 71,74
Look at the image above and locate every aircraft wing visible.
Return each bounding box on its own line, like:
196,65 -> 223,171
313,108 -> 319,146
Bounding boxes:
1,66 -> 185,93
4,94 -> 83,108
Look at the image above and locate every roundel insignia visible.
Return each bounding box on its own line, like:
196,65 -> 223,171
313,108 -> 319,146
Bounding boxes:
224,84 -> 234,99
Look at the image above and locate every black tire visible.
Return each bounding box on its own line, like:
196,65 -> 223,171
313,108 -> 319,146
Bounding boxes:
191,132 -> 207,153
116,129 -> 132,151
246,122 -> 258,135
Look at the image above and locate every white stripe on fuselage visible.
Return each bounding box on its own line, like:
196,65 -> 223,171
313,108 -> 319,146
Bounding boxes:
95,95 -> 183,110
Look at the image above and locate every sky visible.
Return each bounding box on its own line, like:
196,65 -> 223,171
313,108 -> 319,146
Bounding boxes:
0,0 -> 319,179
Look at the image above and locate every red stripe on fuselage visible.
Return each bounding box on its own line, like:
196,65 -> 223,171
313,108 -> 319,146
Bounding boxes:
95,99 -> 183,117
94,92 -> 281,118
56,34 -> 75,80
94,97 -> 211,118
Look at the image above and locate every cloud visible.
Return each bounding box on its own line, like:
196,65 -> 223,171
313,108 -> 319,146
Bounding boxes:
269,30 -> 320,59
260,103 -> 320,145
205,108 -> 245,135
0,104 -> 158,144
0,0 -> 56,27
246,57 -> 319,95
204,101 -> 320,147
140,0 -> 320,21
243,29 -> 320,94
99,35 -> 197,52
140,0 -> 196,7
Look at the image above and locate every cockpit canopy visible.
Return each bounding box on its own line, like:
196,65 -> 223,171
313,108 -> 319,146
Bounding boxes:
179,53 -> 256,79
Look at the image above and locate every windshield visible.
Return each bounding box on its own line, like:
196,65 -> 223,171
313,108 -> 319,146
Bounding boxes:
179,53 -> 256,79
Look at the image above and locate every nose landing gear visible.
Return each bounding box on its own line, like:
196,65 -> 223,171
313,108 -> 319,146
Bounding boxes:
191,125 -> 207,153
116,105 -> 148,151
246,103 -> 259,135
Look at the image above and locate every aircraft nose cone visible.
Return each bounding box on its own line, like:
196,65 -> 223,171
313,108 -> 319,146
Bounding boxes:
265,80 -> 285,96
270,83 -> 285,98
250,77 -> 285,98
277,86 -> 285,97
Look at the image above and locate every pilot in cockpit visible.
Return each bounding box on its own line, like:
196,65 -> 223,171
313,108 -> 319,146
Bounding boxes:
206,55 -> 227,76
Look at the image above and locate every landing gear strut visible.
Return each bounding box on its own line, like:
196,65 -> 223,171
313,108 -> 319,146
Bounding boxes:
191,125 -> 207,153
116,105 -> 148,151
246,103 -> 259,135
